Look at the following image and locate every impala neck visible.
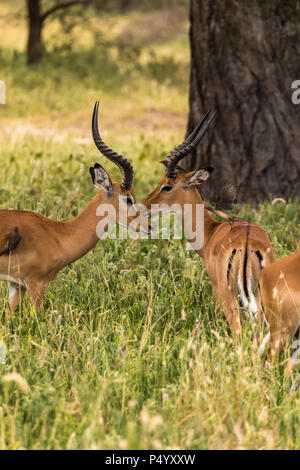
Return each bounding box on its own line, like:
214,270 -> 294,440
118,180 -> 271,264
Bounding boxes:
199,207 -> 221,258
61,191 -> 110,265
179,187 -> 220,258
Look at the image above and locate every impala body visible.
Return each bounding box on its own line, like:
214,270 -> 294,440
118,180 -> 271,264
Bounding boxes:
0,102 -> 149,310
143,112 -> 275,334
259,251 -> 300,372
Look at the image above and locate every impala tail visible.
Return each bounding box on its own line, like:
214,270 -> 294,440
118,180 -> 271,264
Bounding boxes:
228,223 -> 266,323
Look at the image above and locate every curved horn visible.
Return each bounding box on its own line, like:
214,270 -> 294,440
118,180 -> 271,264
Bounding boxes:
165,110 -> 216,178
92,101 -> 133,190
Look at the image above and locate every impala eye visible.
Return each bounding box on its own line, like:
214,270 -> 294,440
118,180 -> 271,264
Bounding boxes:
161,185 -> 173,192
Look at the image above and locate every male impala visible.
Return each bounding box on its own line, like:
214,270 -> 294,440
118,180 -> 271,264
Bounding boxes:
0,102 -> 149,310
143,112 -> 275,334
259,252 -> 300,373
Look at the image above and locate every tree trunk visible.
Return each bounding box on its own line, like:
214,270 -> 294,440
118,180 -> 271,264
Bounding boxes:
185,0 -> 300,204
26,0 -> 43,65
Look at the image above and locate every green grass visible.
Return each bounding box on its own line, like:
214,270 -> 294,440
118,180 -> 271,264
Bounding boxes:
0,2 -> 300,450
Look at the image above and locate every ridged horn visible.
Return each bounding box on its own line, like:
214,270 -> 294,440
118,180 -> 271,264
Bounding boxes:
92,101 -> 133,190
165,110 -> 216,178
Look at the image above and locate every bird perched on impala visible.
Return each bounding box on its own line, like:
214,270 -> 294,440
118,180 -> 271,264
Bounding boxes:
205,183 -> 244,228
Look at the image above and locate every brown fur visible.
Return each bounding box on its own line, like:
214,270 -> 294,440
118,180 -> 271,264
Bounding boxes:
0,183 -> 149,310
260,252 -> 300,374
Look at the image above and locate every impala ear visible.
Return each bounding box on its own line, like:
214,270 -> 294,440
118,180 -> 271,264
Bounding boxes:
184,167 -> 213,187
89,163 -> 112,191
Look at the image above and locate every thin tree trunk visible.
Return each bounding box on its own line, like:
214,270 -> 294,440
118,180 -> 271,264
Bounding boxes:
26,0 -> 43,65
185,0 -> 300,204
26,0 -> 88,65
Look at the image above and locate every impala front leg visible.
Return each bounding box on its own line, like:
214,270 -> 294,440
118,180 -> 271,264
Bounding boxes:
27,280 -> 47,309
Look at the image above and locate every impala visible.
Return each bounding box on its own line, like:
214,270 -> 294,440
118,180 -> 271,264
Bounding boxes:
0,102 -> 149,310
259,252 -> 300,374
143,111 -> 275,334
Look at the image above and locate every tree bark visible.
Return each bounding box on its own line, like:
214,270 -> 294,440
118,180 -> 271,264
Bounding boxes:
185,0 -> 300,204
27,0 -> 43,65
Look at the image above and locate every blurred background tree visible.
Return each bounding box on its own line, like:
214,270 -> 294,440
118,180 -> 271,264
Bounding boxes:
26,0 -> 90,64
184,0 -> 300,204
25,0 -> 184,65
5,0 -> 300,204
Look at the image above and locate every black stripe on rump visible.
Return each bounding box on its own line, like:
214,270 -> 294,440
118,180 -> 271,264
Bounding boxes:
255,250 -> 263,270
242,223 -> 251,300
227,249 -> 237,284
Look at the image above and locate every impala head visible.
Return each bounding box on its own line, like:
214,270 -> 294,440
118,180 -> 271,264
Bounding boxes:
143,110 -> 216,212
90,101 -> 150,235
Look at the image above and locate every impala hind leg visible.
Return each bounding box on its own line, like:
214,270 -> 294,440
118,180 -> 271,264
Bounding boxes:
214,286 -> 242,335
268,322 -> 300,378
222,299 -> 242,336
8,282 -> 26,311
283,328 -> 300,378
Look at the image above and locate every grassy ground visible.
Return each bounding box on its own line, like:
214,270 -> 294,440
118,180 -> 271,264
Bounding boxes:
0,2 -> 300,450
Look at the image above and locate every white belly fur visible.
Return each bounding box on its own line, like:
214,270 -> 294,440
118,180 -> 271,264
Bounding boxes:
0,274 -> 27,289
